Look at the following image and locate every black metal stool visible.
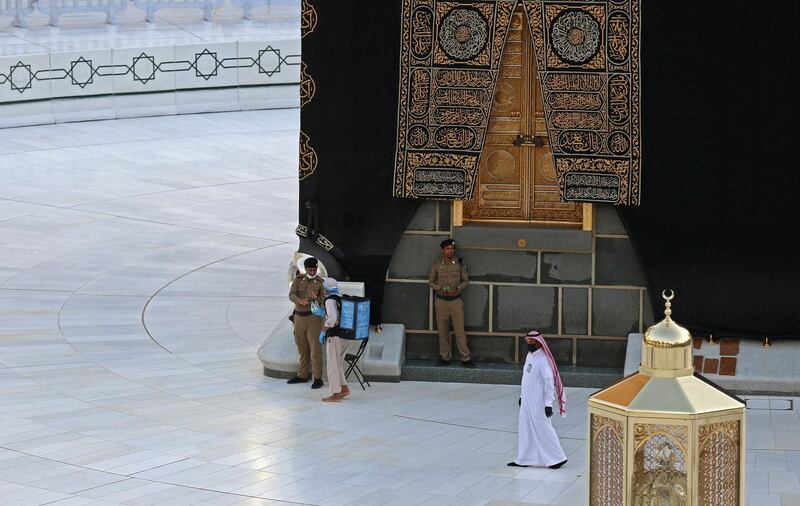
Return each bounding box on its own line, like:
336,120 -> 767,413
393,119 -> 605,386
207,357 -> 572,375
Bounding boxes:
344,338 -> 370,390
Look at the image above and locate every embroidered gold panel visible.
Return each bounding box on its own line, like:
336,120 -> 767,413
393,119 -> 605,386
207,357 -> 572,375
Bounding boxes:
300,62 -> 315,107
395,0 -> 516,200
301,0 -> 317,38
590,414 -> 624,506
394,0 -> 641,205
698,420 -> 740,506
299,131 -> 317,181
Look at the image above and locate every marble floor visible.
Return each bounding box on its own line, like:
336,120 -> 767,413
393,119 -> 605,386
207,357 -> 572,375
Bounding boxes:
0,0 -> 299,55
0,110 -> 798,506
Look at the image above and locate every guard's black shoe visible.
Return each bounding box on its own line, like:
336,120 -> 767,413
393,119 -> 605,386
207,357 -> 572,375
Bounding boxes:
311,379 -> 324,389
435,359 -> 450,366
286,376 -> 308,384
548,459 -> 567,469
461,360 -> 475,368
507,462 -> 527,467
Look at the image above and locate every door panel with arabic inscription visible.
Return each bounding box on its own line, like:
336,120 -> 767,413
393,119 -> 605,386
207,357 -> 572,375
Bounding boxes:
464,6 -> 583,226
465,9 -> 527,221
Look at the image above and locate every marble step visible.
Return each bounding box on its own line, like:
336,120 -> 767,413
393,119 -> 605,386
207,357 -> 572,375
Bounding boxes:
452,223 -> 592,252
401,359 -> 622,388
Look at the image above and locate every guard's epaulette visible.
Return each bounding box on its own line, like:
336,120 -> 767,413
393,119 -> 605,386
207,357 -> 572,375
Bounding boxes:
458,257 -> 467,270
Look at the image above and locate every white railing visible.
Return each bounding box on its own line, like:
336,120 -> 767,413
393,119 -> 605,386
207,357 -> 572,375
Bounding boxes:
230,0 -> 270,20
1,0 -> 273,26
132,0 -> 221,22
0,0 -> 35,27
37,0 -> 128,26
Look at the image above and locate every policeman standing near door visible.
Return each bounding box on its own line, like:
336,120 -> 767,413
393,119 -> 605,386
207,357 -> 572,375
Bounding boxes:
429,239 -> 474,368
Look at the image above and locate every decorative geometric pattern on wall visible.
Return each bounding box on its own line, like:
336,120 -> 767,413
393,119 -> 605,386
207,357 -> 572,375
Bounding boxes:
0,44 -> 300,97
393,0 -> 641,206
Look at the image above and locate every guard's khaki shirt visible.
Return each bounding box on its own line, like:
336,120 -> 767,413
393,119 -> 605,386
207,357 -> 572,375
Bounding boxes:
429,256 -> 468,296
289,275 -> 325,312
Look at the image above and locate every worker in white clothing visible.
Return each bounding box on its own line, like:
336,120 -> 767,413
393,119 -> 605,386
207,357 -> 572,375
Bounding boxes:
508,330 -> 568,469
319,278 -> 351,403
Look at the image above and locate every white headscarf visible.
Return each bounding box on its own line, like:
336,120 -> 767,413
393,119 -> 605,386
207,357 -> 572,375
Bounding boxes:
323,277 -> 339,295
526,330 -> 566,416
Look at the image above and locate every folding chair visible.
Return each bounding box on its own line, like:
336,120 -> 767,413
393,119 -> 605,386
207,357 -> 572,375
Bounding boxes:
344,338 -> 371,390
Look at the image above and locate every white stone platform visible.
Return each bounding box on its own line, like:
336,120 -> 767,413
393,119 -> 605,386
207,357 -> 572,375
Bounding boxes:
258,320 -> 406,382
0,110 -> 798,505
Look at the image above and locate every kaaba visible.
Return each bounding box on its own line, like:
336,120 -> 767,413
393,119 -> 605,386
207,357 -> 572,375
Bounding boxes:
296,0 -> 799,369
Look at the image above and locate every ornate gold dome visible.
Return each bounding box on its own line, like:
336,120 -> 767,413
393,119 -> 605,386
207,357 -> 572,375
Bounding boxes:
643,290 -> 692,348
641,290 -> 693,373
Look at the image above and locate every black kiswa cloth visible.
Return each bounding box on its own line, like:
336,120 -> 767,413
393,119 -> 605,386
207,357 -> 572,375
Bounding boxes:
301,0 -> 418,324
619,0 -> 800,338
301,0 -> 800,338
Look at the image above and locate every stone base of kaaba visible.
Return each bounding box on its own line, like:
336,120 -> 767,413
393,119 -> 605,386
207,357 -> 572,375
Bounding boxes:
402,359 -> 621,387
625,333 -> 800,395
384,201 -> 654,370
257,315 -> 406,382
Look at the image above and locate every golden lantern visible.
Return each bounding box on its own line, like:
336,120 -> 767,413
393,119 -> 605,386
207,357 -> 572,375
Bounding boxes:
587,290 -> 745,506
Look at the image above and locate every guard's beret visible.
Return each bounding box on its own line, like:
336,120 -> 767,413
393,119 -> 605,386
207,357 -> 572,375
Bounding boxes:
440,238 -> 455,249
303,257 -> 318,268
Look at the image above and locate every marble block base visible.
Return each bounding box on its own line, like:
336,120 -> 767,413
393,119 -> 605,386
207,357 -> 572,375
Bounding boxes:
257,316 -> 406,382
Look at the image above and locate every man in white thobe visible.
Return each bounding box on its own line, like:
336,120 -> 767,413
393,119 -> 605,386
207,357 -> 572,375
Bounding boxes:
509,330 -> 568,469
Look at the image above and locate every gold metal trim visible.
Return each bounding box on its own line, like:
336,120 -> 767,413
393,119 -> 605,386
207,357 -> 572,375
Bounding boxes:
582,203 -> 593,231
638,365 -> 694,378
463,217 -> 585,227
452,200 -> 464,227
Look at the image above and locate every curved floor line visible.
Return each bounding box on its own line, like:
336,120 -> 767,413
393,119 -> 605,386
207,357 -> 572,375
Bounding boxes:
224,258 -> 291,346
140,241 -> 292,354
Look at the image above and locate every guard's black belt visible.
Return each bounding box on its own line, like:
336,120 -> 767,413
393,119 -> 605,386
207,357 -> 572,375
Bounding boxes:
436,294 -> 461,301
293,310 -> 312,316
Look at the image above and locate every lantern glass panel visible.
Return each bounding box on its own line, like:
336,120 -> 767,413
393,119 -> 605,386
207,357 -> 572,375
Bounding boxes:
632,423 -> 689,506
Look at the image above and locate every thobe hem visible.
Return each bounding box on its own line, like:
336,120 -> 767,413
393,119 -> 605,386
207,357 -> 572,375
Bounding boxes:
513,456 -> 565,467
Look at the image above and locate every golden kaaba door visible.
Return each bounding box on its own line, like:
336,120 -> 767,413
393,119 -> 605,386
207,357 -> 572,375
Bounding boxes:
464,7 -> 584,226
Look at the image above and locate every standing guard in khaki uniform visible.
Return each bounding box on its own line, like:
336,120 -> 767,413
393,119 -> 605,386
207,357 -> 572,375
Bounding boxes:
287,257 -> 325,389
429,239 -> 474,368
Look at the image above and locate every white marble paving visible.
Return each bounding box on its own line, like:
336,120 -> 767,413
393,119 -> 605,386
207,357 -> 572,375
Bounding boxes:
0,109 -> 798,505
